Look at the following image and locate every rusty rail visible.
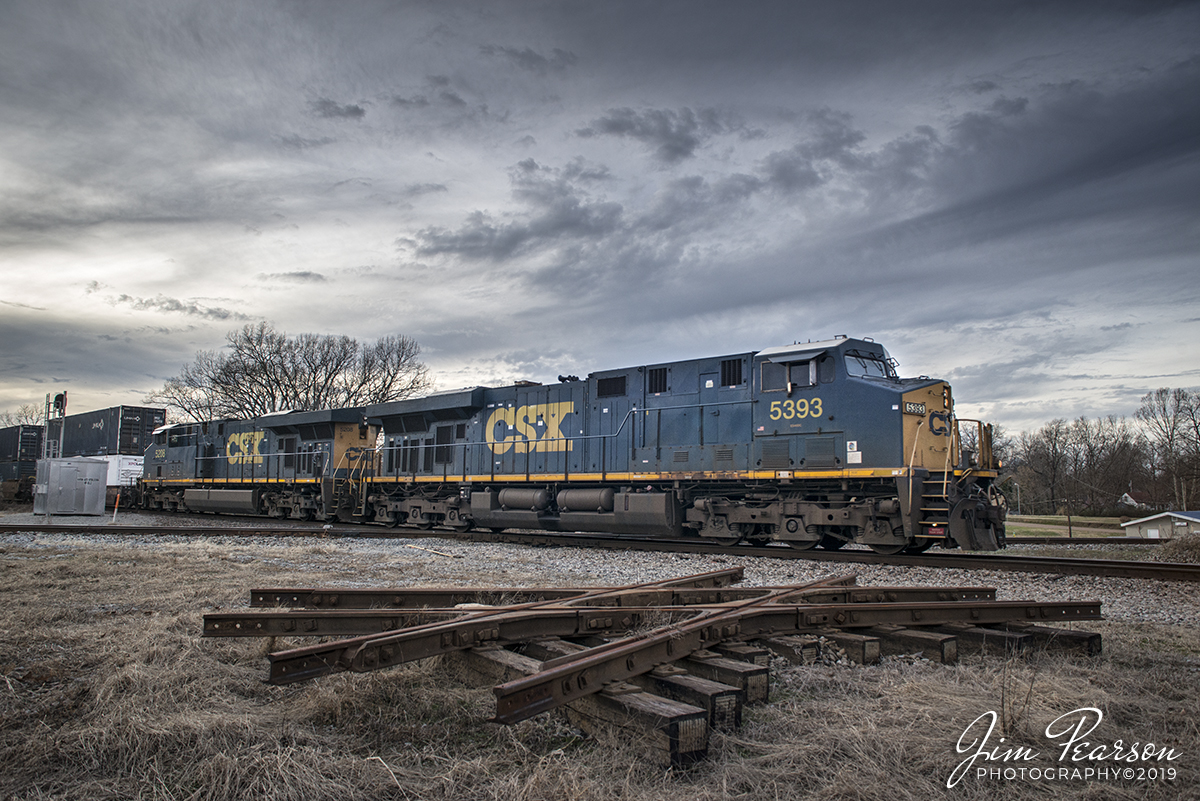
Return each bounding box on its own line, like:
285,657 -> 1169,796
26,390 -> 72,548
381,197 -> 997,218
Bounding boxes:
206,585 -> 1000,638
201,569 -> 1104,765
256,567 -> 751,684
489,596 -> 1100,724
206,569 -> 1101,722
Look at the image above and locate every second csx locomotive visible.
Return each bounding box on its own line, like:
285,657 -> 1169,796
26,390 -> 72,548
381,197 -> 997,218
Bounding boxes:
142,336 -> 1006,552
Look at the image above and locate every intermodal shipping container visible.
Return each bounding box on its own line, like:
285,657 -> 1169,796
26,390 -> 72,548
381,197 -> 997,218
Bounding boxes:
46,406 -> 166,457
1,461 -> 36,481
0,424 -> 44,461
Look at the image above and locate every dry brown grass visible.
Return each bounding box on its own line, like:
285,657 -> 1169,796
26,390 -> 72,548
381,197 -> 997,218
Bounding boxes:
2,536 -> 1198,800
1158,533 -> 1200,564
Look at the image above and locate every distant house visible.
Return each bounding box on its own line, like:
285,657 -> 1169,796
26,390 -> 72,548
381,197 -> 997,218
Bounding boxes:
1118,491 -> 1157,511
1121,511 -> 1200,539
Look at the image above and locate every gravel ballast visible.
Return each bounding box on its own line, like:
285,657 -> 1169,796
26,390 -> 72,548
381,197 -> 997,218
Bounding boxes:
2,509 -> 1197,628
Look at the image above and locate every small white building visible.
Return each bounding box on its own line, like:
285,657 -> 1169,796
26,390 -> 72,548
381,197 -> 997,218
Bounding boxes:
1121,511 -> 1200,539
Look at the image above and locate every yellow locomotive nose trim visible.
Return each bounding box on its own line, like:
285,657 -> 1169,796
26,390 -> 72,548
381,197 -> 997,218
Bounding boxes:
902,382 -> 952,472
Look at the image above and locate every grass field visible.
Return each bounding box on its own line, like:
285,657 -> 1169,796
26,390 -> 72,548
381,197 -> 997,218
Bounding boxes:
1006,515 -> 1129,540
1007,516 -> 1125,529
2,536 -> 1197,800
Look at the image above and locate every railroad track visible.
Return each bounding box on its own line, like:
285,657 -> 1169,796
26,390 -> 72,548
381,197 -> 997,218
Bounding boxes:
3,520 -> 1196,582
203,567 -> 1105,766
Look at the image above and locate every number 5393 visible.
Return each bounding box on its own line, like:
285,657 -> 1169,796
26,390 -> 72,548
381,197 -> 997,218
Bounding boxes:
769,398 -> 823,420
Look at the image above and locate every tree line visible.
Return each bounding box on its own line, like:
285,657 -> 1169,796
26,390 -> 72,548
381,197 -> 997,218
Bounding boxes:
3,325 -> 1197,515
145,322 -> 432,421
1,322 -> 432,430
1002,388 -> 1200,515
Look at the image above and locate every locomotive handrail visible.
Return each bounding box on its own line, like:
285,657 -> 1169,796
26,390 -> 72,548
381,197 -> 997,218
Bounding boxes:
374,393 -> 787,482
375,404 -> 646,482
373,396 -> 771,481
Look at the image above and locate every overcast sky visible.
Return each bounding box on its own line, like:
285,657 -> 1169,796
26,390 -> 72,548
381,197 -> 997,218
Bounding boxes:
2,0 -> 1197,433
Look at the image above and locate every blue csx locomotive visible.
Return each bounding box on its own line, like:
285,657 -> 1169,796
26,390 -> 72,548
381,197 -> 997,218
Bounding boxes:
142,336 -> 1005,552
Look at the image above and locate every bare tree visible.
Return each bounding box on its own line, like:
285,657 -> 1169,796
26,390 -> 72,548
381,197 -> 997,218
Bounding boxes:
147,322 -> 433,422
1011,415 -> 1153,516
959,422 -> 1014,469
1136,388 -> 1200,510
0,403 -> 44,427
1066,415 -> 1149,514
1015,419 -> 1072,514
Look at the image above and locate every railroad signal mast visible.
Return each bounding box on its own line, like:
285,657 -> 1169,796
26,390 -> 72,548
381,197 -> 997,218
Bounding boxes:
42,390 -> 67,459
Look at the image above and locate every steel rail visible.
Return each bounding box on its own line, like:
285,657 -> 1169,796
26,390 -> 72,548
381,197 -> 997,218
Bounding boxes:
207,585 -> 999,637
3,523 -> 1193,582
1005,536 -> 1159,545
243,583 -> 996,611
0,524 -> 1164,548
263,567 -> 754,685
490,595 -> 1103,724
466,530 -> 1200,582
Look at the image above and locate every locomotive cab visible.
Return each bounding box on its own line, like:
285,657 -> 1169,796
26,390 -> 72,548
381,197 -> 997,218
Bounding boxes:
740,336 -> 1004,552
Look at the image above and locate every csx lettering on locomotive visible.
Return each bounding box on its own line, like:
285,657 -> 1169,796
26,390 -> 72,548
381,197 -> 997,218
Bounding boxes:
226,431 -> 266,464
486,402 -> 574,454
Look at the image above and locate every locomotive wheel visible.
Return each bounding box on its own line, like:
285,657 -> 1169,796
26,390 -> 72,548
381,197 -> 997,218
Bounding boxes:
786,539 -> 818,550
868,542 -> 906,555
905,538 -> 935,553
818,534 -> 846,550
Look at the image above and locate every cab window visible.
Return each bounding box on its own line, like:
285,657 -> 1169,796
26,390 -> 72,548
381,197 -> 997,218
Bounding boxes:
761,361 -> 816,391
844,351 -> 895,379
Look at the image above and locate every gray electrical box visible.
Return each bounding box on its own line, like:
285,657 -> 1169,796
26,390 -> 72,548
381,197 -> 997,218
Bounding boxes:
33,458 -> 108,516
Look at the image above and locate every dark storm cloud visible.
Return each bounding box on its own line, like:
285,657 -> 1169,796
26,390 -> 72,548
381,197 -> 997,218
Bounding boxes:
256,271 -> 326,283
480,45 -> 578,75
576,107 -> 741,164
853,65 -> 1200,278
1,299 -> 47,311
404,183 -> 449,196
401,46 -> 1200,361
112,294 -> 249,321
391,95 -> 431,109
410,159 -> 623,260
0,307 -> 202,406
388,75 -> 498,127
3,0 -> 1198,429
757,109 -> 876,193
408,108 -> 931,285
968,80 -> 1000,94
279,134 -> 336,149
309,98 -> 366,119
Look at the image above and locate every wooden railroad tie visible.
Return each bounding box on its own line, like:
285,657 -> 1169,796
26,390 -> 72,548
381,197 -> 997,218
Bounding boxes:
202,568 -> 1104,766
